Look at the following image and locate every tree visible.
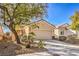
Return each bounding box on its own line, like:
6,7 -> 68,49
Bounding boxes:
70,11 -> 79,38
0,3 -> 47,44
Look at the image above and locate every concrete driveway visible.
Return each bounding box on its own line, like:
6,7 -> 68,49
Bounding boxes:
18,40 -> 79,56
44,40 -> 79,56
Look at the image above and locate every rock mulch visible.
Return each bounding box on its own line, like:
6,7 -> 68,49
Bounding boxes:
0,41 -> 47,56
0,41 -> 21,56
16,47 -> 47,55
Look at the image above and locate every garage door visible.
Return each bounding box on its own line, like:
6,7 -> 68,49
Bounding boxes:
33,30 -> 52,40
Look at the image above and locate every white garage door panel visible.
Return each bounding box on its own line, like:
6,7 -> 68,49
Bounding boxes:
33,30 -> 52,39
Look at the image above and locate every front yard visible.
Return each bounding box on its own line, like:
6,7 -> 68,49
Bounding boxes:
1,37 -> 79,56
0,40 -> 47,56
18,39 -> 79,56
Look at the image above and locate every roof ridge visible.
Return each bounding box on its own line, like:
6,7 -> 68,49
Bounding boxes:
31,19 -> 56,28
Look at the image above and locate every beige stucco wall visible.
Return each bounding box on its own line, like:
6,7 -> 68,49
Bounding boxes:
24,26 -> 29,36
32,21 -> 55,35
32,20 -> 55,36
24,20 -> 55,39
35,21 -> 53,30
54,28 -> 59,38
54,28 -> 67,38
32,21 -> 52,39
54,28 -> 76,38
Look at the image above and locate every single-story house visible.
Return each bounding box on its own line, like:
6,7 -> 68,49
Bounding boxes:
0,20 -> 77,41
11,20 -> 77,41
24,20 -> 56,40
54,23 -> 76,38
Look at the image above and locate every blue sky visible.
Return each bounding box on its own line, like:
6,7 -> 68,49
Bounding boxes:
2,3 -> 79,32
45,3 -> 79,26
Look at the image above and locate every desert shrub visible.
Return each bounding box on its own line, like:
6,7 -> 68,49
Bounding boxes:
6,32 -> 10,36
38,40 -> 44,48
3,32 -> 12,41
19,32 -> 36,48
20,32 -> 35,43
59,36 -> 67,41
28,32 -> 35,43
66,34 -> 79,44
52,36 -> 55,39
67,34 -> 77,40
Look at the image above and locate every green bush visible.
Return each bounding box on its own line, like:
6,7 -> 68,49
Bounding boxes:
67,34 -> 77,41
38,40 -> 44,48
2,32 -> 12,42
59,36 -> 67,41
19,32 -> 36,48
20,32 -> 35,43
66,34 -> 77,44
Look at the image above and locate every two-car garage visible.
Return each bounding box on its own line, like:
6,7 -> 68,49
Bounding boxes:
32,20 -> 55,40
33,30 -> 52,40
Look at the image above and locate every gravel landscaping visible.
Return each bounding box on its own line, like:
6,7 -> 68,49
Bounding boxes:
0,40 -> 47,56
1,39 -> 79,56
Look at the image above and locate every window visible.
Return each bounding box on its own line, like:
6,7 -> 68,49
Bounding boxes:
60,30 -> 64,35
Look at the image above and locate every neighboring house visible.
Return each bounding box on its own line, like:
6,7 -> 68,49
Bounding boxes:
55,23 -> 76,38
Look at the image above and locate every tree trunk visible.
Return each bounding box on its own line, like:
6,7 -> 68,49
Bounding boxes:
8,25 -> 21,44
